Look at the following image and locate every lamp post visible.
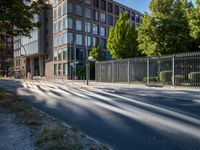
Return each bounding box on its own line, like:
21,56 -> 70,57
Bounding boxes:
85,21 -> 89,85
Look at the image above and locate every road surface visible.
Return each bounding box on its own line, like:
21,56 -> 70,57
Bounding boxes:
0,79 -> 200,150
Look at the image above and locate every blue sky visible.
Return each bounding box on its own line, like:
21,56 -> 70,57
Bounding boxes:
115,0 -> 196,13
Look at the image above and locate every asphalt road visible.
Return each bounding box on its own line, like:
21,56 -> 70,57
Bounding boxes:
0,79 -> 200,150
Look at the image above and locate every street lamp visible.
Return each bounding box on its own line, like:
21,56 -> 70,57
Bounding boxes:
85,21 -> 90,85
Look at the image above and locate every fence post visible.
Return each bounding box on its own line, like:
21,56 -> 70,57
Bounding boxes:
128,59 -> 130,84
100,63 -> 102,82
112,61 -> 114,83
172,54 -> 175,86
147,57 -> 150,85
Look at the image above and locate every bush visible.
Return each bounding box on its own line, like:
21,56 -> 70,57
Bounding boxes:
188,72 -> 200,82
174,75 -> 185,85
160,70 -> 172,84
143,77 -> 158,83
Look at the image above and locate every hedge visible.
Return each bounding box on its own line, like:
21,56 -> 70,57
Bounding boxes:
188,72 -> 200,82
160,70 -> 172,84
143,77 -> 158,82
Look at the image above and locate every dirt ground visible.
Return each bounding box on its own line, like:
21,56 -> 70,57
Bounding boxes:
0,107 -> 34,150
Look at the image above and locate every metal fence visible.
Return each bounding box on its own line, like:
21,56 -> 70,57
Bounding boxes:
95,52 -> 200,88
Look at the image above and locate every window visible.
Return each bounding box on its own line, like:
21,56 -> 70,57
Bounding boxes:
63,17 -> 73,29
76,34 -> 83,45
93,37 -> 97,46
108,2 -> 113,13
76,19 -> 82,31
100,13 -> 106,23
58,5 -> 62,18
54,51 -> 58,61
58,20 -> 62,32
54,37 -> 57,47
93,24 -> 98,35
85,0 -> 91,5
114,5 -> 119,15
85,36 -> 91,46
63,1 -> 73,14
93,10 -> 99,21
76,48 -> 83,60
58,50 -> 62,61
68,2 -> 73,13
85,22 -> 91,33
54,64 -> 57,75
57,34 -> 62,46
101,0 -> 106,10
85,8 -> 91,19
136,14 -> 140,23
63,63 -> 68,76
100,26 -> 106,36
53,9 -> 57,20
63,32 -> 73,44
131,12 -> 135,21
76,5 -> 82,16
93,0 -> 99,8
54,0 -> 57,6
107,15 -> 113,25
58,64 -> 62,76
99,38 -> 106,49
63,48 -> 68,60
53,23 -> 57,33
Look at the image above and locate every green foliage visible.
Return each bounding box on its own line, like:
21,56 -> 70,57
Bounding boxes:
188,72 -> 200,82
0,0 -> 47,37
76,65 -> 86,79
187,0 -> 200,48
160,70 -> 172,84
107,12 -> 139,59
143,77 -> 158,82
89,44 -> 105,61
138,0 -> 198,56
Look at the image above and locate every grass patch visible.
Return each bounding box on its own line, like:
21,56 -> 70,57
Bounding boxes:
36,127 -> 82,150
0,90 -> 13,101
0,89 -> 42,127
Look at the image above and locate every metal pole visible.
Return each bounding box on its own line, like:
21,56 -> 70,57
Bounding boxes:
128,59 -> 130,84
70,41 -> 72,79
112,61 -> 114,82
172,54 -> 175,86
85,21 -> 89,85
147,58 -> 150,85
74,41 -> 76,79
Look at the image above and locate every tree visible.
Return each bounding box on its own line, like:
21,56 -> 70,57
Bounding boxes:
107,12 -> 139,59
0,0 -> 47,37
187,0 -> 200,48
138,0 -> 196,56
89,44 -> 105,61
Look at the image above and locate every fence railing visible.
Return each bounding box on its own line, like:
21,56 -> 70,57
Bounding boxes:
95,52 -> 200,88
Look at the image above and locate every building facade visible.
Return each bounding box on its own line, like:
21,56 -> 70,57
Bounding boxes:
13,0 -> 142,79
0,34 -> 13,76
49,0 -> 143,79
14,0 -> 52,78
